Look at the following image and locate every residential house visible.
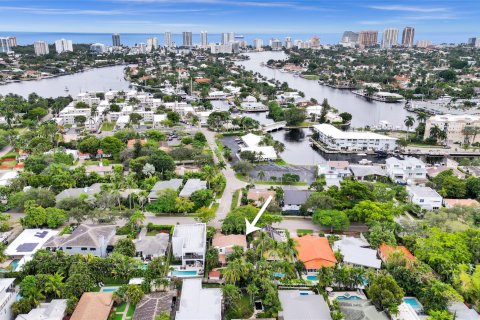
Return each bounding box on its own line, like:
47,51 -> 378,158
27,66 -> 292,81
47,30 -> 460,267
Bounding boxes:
448,302 -> 480,320
282,190 -> 312,213
443,198 -> 480,208
85,164 -> 115,177
406,186 -> 442,210
0,171 -> 19,187
176,278 -> 222,320
318,161 -> 351,187
247,189 -> 276,207
134,230 -> 169,261
70,292 -> 113,320
55,183 -> 103,202
240,133 -> 277,161
212,233 -> 247,264
349,165 -> 387,181
0,278 -> 16,320
378,244 -> 416,264
385,157 -> 427,183
148,179 -> 183,202
5,229 -> 58,259
172,223 -> 206,268
338,300 -> 389,320
333,237 -> 381,270
179,179 -> 207,197
295,235 -> 337,273
16,299 -> 67,320
278,290 -> 332,320
44,224 -> 117,258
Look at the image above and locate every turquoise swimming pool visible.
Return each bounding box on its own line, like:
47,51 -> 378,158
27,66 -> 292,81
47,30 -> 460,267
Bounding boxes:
337,295 -> 362,300
273,272 -> 285,278
306,275 -> 317,281
171,270 -> 198,277
100,286 -> 120,293
404,297 -> 423,312
0,259 -> 19,272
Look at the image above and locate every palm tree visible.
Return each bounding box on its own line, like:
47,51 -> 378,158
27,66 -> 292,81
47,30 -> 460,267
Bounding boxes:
258,170 -> 266,181
281,236 -> 298,261
462,126 -> 475,145
216,160 -> 226,171
416,111 -> 428,123
202,165 -> 216,189
246,283 -> 258,305
404,116 -> 415,141
252,232 -> 273,260
222,259 -> 247,284
316,266 -> 334,289
44,273 -> 64,298
429,125 -> 443,143
129,211 -> 145,229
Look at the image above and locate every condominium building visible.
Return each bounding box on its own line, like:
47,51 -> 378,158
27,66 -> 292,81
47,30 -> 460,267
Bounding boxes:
424,114 -> 480,145
341,31 -> 359,44
309,36 -> 320,48
468,37 -> 480,47
55,38 -> 73,54
0,37 -> 9,53
164,31 -> 172,47
147,37 -> 158,51
112,33 -> 121,47
358,30 -> 378,47
285,37 -> 293,49
271,38 -> 282,51
221,32 -> 234,45
90,43 -> 106,54
416,40 -> 432,48
7,36 -> 17,47
381,28 -> 398,49
34,41 -> 49,56
402,27 -> 415,47
182,31 -> 192,47
253,38 -> 263,51
200,31 -> 208,47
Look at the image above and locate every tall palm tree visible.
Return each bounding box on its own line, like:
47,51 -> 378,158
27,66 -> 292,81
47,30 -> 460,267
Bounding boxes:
416,111 -> 428,123
404,116 -> 415,141
252,232 -> 273,261
258,171 -> 266,181
202,165 -> 216,189
44,273 -> 64,298
129,211 -> 145,229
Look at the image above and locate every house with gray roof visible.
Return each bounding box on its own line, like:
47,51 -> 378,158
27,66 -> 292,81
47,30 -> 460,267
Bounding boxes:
333,237 -> 382,270
349,165 -> 387,181
278,290 -> 332,320
148,179 -> 183,202
134,229 -> 169,261
179,179 -> 207,197
406,185 -> 442,211
44,224 -> 116,258
338,300 -> 389,320
55,183 -> 104,202
282,190 -> 312,213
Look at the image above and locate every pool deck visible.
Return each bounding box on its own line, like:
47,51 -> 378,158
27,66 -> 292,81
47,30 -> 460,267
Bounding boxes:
328,291 -> 367,303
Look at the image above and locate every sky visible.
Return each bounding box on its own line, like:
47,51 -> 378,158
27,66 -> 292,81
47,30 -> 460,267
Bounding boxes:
0,0 -> 478,41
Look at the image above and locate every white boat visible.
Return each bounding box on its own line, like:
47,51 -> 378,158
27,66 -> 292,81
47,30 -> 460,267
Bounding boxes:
357,153 -> 367,156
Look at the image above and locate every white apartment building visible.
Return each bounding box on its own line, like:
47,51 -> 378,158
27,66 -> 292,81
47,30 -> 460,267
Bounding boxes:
313,124 -> 397,151
424,114 -> 480,145
407,185 -> 442,211
0,37 -> 10,53
416,40 -> 432,48
55,39 -> 73,54
0,278 -> 16,320
253,38 -> 263,51
210,43 -> 232,54
59,105 -> 91,125
147,37 -> 158,51
164,31 -> 173,47
385,157 -> 427,183
200,31 -> 208,47
34,41 -> 49,56
90,43 -> 106,54
381,28 -> 399,49
172,223 -> 206,268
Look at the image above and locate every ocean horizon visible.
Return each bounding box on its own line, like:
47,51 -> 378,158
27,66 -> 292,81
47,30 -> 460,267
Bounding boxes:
0,31 -> 469,47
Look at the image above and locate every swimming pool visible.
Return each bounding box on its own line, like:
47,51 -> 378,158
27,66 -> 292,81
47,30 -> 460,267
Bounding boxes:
404,297 -> 423,312
0,259 -> 19,272
171,270 -> 198,277
337,295 -> 362,300
306,275 -> 317,281
100,286 -> 120,293
273,272 -> 285,278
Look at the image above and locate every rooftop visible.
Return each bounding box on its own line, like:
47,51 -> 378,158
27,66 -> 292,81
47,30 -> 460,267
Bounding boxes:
284,190 -> 312,206
134,232 -> 169,257
70,292 -> 113,320
212,233 -> 247,249
44,224 -> 115,249
176,278 -> 222,320
148,179 -> 183,199
443,198 -> 480,207
386,157 -> 425,167
349,165 -> 387,178
278,290 -> 332,320
314,124 -> 397,140
407,185 -> 442,198
55,183 -> 103,201
179,179 -> 207,197
295,235 -> 337,269
378,244 -> 416,263
16,299 -> 67,320
338,299 -> 389,320
333,238 -> 381,269
173,223 -> 206,252
5,229 -> 58,257
241,133 -> 262,148
247,189 -> 276,202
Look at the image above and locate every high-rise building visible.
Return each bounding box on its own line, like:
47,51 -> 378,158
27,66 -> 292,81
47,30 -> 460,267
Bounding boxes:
284,37 -> 293,49
221,32 -> 234,45
90,43 -> 106,54
200,31 -> 208,47
0,37 -> 10,53
112,33 -> 121,47
271,39 -> 282,51
147,37 -> 158,51
416,40 -> 432,48
468,37 -> 480,47
358,31 -> 378,47
341,31 -> 359,44
310,36 -> 320,48
402,27 -> 415,47
34,41 -> 49,56
7,37 -> 17,47
164,32 -> 172,47
295,39 -> 304,48
253,38 -> 263,51
381,28 -> 399,49
182,32 -> 192,47
55,39 -> 73,54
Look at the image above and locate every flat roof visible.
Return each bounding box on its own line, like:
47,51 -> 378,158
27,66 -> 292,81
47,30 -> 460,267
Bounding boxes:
278,290 -> 331,320
313,124 -> 396,140
179,179 -> 206,197
5,229 -> 58,257
173,223 -> 206,252
176,279 -> 221,320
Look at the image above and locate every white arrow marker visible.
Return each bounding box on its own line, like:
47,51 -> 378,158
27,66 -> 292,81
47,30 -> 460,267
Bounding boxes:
245,195 -> 273,235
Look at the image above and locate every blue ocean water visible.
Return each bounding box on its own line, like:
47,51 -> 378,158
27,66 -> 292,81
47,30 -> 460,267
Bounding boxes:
0,31 -> 467,46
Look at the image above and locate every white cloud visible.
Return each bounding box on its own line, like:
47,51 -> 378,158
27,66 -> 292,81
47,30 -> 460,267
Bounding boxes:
368,5 -> 447,13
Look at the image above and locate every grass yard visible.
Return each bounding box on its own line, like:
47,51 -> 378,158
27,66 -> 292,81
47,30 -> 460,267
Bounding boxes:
225,293 -> 253,320
296,229 -> 313,236
302,74 -> 320,80
231,189 -> 241,210
126,304 -> 136,317
211,202 -> 220,213
101,121 -> 115,131
116,302 -> 127,312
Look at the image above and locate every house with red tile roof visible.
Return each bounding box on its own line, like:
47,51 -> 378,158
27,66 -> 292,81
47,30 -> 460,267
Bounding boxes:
378,244 -> 416,264
443,198 -> 480,208
295,235 -> 337,273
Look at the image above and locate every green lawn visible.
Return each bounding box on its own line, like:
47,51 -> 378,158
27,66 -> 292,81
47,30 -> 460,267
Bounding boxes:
297,229 -> 313,236
126,304 -> 136,317
302,75 -> 320,80
225,294 -> 253,320
211,202 -> 220,213
234,173 -> 307,186
101,121 -> 115,131
231,189 -> 240,210
116,302 -> 127,312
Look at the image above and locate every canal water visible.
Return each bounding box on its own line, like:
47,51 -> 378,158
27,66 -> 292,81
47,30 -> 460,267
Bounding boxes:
0,65 -> 130,98
236,51 -> 413,129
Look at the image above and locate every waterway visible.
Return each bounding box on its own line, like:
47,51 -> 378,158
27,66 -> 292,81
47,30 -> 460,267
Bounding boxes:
236,51 -> 413,129
0,65 -> 131,98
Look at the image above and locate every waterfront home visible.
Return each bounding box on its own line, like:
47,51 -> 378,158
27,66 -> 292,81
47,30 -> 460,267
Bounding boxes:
16,299 -> 67,320
172,223 -> 206,268
295,235 -> 337,273
55,183 -> 103,202
212,233 -> 247,264
333,237 -> 381,270
443,198 -> 480,208
0,278 -> 16,320
5,229 -> 58,259
70,292 -> 113,320
312,124 -> 397,152
176,278 -> 222,320
385,157 -> 427,184
378,244 -> 416,264
424,114 -> 480,145
43,224 -> 117,258
240,101 -> 268,112
349,165 -> 387,181
148,179 -> 183,202
318,161 -> 352,187
406,185 -> 442,211
207,91 -> 227,100
240,133 -> 277,161
278,290 -> 332,320
282,190 -> 312,213
179,179 -> 207,197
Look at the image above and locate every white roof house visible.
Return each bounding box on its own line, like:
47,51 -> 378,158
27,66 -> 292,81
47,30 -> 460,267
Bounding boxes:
0,278 -> 16,320
240,133 -> 277,161
241,133 -> 262,148
0,171 -> 19,187
278,290 -> 332,320
179,179 -> 207,197
176,278 -> 222,320
385,157 -> 427,183
333,237 -> 382,269
5,229 -> 58,258
148,179 -> 183,202
172,223 -> 206,267
407,185 -> 443,211
313,124 -> 397,151
16,299 -> 67,320
448,302 -> 480,320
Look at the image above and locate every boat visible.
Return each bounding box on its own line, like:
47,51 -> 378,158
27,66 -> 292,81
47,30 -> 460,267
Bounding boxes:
357,153 -> 367,156
358,159 -> 372,165
64,86 -> 69,92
